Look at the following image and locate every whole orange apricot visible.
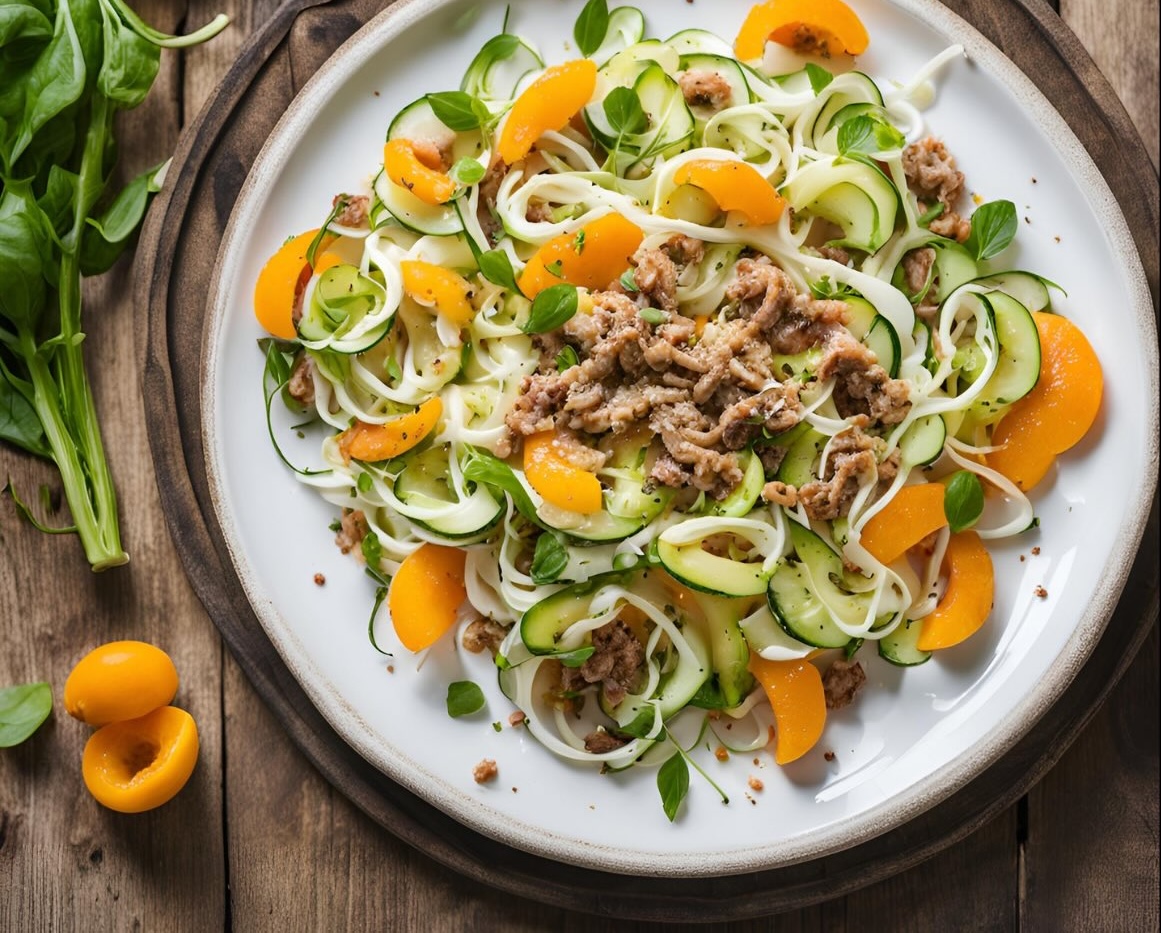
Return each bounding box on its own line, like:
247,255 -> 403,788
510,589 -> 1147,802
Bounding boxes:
82,706 -> 199,813
64,641 -> 179,727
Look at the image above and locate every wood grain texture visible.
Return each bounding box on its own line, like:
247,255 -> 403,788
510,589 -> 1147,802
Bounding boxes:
2,1 -> 1157,930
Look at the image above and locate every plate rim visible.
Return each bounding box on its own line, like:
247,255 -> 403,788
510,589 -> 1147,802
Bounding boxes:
138,0 -> 1160,916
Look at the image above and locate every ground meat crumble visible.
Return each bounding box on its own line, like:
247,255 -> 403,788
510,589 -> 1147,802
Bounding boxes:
823,658 -> 867,710
472,759 -> 498,784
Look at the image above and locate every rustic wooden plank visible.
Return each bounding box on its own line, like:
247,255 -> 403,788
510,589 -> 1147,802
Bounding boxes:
1062,0 -> 1160,169
0,1 -> 226,931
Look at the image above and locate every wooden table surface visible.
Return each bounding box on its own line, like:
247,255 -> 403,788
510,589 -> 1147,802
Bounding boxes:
2,1 -> 1157,929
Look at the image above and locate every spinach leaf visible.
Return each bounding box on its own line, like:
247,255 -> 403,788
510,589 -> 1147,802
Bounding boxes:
0,362 -> 50,458
530,532 -> 568,584
80,158 -> 167,275
446,681 -> 486,718
0,682 -> 52,748
96,0 -> 159,108
427,90 -> 485,131
943,471 -> 985,533
573,0 -> 609,57
657,749 -> 690,822
965,200 -> 1018,261
521,283 -> 578,334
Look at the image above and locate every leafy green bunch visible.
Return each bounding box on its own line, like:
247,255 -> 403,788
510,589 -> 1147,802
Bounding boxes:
0,0 -> 226,569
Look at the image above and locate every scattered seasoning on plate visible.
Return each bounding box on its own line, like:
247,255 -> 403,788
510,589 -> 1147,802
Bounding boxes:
824,751 -> 837,762
1034,585 -> 1048,598
748,776 -> 764,792
473,758 -> 498,784
386,665 -> 395,674
313,573 -> 326,586
1032,546 -> 1041,555
714,746 -> 729,762
1020,555 -> 1026,562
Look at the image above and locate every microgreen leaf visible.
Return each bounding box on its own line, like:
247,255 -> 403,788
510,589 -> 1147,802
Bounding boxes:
965,200 -> 1018,261
449,158 -> 486,185
0,682 -> 52,748
944,471 -> 985,532
619,268 -> 638,291
462,445 -> 543,526
555,646 -> 596,668
361,528 -> 383,569
573,0 -> 609,56
530,532 -> 568,584
478,249 -> 522,293
657,749 -> 690,822
446,681 -> 486,717
837,114 -> 905,158
639,307 -> 668,325
555,345 -> 579,372
543,259 -> 564,278
426,91 -> 484,131
602,85 -> 648,135
521,283 -> 578,334
805,62 -> 833,95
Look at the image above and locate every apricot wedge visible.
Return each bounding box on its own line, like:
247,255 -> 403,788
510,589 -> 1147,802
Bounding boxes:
401,260 -> 474,324
337,397 -> 442,463
861,483 -> 948,565
523,430 -> 603,514
389,544 -> 468,652
384,139 -> 457,205
916,531 -> 994,651
735,0 -> 870,60
673,159 -> 786,226
497,59 -> 598,165
517,213 -> 644,298
254,229 -> 333,339
748,653 -> 827,765
987,312 -> 1102,491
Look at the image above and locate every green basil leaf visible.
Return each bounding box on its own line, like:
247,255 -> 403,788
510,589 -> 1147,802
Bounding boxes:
837,113 -> 904,158
449,157 -> 486,185
530,532 -> 568,584
427,91 -> 483,131
478,249 -> 521,293
805,62 -> 833,95
943,471 -> 985,533
573,0 -> 609,56
521,283 -> 578,334
965,200 -> 1018,261
446,680 -> 486,718
462,445 -> 542,526
555,646 -> 595,668
602,85 -> 647,136
0,682 -> 52,748
555,345 -> 579,372
361,528 -> 383,569
657,749 -> 690,822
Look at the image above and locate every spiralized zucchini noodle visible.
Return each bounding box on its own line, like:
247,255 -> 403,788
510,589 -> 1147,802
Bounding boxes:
258,4 -> 1090,781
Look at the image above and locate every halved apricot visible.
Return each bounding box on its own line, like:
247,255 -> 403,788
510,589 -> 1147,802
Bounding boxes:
64,641 -> 179,727
517,213 -> 644,298
747,653 -> 827,765
523,430 -> 603,514
337,397 -> 443,463
82,706 -> 199,813
735,0 -> 869,60
672,159 -> 786,226
497,59 -> 598,165
389,544 -> 468,652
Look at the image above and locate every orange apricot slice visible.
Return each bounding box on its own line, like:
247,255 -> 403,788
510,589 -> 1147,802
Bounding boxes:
916,530 -> 994,651
254,229 -> 333,339
82,706 -> 199,813
523,431 -> 603,514
517,213 -> 644,298
672,159 -> 786,226
735,0 -> 870,60
401,260 -> 474,324
747,653 -> 827,765
337,397 -> 443,463
64,641 -> 179,727
389,543 -> 468,652
497,59 -> 598,165
860,483 -> 948,565
384,138 -> 458,205
987,312 -> 1102,491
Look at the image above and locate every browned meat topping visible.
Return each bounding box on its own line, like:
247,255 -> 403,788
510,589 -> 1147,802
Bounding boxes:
335,508 -> 369,555
747,775 -> 764,792
901,246 -> 936,298
508,710 -> 527,727
903,137 -> 970,243
472,758 -> 498,784
584,729 -> 629,754
477,159 -> 508,245
928,210 -> 971,243
761,480 -> 798,508
462,616 -> 508,654
287,354 -> 315,408
823,658 -> 866,710
678,69 -> 734,110
816,245 -> 851,266
332,193 -> 370,229
797,426 -> 888,522
525,199 -> 554,223
559,619 -> 645,708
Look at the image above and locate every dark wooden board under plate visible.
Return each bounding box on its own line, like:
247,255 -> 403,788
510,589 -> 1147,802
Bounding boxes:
135,0 -> 1158,920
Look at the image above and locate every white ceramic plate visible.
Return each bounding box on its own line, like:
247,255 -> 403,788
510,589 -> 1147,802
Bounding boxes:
204,0 -> 1158,876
